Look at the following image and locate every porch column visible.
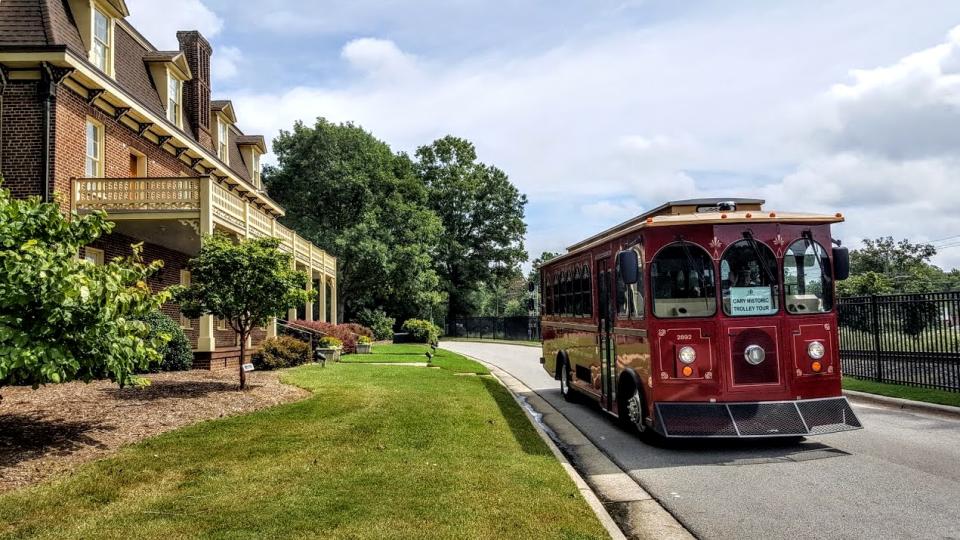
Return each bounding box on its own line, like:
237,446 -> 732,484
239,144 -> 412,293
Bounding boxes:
287,258 -> 297,321
304,273 -> 314,322
330,277 -> 337,324
197,176 -> 216,351
266,317 -> 277,338
318,273 -> 328,322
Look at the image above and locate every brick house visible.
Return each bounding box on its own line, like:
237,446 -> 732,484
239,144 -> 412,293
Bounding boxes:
0,0 -> 337,369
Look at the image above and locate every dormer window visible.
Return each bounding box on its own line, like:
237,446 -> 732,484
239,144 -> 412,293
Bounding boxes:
167,76 -> 182,126
218,119 -> 229,163
91,8 -> 112,74
252,153 -> 261,188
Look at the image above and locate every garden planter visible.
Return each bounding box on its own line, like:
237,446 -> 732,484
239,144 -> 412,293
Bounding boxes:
315,347 -> 341,362
356,343 -> 372,354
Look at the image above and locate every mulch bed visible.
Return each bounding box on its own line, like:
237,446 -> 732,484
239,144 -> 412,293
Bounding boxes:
0,369 -> 310,494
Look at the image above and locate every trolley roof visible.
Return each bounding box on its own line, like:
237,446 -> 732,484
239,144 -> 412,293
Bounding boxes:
545,198 -> 843,267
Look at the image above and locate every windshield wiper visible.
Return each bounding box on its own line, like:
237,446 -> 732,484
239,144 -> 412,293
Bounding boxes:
802,231 -> 827,279
678,236 -> 709,306
743,232 -> 777,285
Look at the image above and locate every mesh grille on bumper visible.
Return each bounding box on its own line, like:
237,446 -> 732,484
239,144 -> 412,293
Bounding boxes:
654,397 -> 861,438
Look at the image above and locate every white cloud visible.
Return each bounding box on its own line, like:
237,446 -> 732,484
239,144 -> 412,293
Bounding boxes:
223,2 -> 960,270
341,38 -> 418,80
212,46 -> 243,81
125,0 -> 223,50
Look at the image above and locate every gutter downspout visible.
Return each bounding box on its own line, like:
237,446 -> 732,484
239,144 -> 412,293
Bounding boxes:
0,65 -> 7,175
38,63 -> 72,204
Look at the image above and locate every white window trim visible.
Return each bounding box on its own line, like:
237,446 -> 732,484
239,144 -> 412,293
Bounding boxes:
166,72 -> 182,127
217,317 -> 227,331
84,247 -> 105,265
90,6 -> 114,76
252,152 -> 261,188
85,118 -> 104,178
217,116 -> 230,164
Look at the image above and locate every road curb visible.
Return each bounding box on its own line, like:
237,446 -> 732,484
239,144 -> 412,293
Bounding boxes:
844,389 -> 960,419
469,355 -> 693,540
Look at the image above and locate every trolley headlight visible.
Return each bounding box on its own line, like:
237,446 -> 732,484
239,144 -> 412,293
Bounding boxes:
807,341 -> 825,360
744,344 -> 765,365
678,346 -> 697,364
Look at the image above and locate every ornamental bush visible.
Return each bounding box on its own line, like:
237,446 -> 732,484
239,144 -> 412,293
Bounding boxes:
0,184 -> 169,392
341,323 -> 374,339
136,311 -> 192,372
253,336 -> 311,370
358,309 -> 396,341
318,336 -> 343,349
292,320 -> 361,353
401,318 -> 441,345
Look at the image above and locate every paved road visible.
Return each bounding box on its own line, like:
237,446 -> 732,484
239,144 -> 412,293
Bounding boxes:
441,341 -> 960,540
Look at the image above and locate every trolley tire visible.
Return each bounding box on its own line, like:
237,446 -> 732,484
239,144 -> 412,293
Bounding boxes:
621,385 -> 663,444
559,360 -> 577,402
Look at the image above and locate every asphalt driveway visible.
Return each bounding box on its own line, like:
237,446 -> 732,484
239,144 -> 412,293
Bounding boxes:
441,340 -> 960,540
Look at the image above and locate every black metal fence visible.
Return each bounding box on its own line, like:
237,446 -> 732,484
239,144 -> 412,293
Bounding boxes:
446,316 -> 541,342
838,292 -> 960,392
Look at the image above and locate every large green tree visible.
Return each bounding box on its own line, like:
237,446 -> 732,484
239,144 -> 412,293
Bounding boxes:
839,236 -> 960,296
264,119 -> 444,323
175,234 -> 311,389
415,136 -> 528,321
0,186 -> 168,394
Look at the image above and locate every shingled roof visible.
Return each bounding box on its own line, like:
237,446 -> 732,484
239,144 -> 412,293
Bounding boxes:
0,0 -> 266,186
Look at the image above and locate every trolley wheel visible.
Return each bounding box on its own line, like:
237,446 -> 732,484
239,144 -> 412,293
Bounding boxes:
622,386 -> 662,444
559,361 -> 577,402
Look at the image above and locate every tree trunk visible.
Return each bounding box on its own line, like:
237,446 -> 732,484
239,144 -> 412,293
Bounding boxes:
238,331 -> 247,390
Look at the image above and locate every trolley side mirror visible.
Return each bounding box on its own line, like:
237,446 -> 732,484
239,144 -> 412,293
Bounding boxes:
616,250 -> 639,285
832,246 -> 850,281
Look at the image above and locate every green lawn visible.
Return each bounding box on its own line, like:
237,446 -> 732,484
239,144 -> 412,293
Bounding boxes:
442,337 -> 542,348
0,353 -> 603,539
843,377 -> 960,408
340,344 -> 489,375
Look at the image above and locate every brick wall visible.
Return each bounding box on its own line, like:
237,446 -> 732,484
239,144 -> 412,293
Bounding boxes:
84,232 -> 200,348
0,81 -> 47,198
54,85 -> 197,201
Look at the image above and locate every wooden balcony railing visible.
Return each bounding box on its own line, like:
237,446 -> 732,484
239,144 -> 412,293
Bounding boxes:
72,176 -> 337,277
74,177 -> 200,212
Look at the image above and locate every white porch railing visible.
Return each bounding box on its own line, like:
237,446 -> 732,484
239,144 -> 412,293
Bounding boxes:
72,176 -> 337,278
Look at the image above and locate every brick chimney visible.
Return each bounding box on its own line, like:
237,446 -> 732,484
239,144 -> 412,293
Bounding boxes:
176,31 -> 213,150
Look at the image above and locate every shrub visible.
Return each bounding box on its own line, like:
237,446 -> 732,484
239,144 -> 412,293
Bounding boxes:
401,318 -> 441,345
136,311 -> 193,372
342,323 -> 374,339
318,336 -> 343,349
292,320 -> 364,353
358,309 -> 396,341
357,335 -> 372,344
254,336 -> 311,370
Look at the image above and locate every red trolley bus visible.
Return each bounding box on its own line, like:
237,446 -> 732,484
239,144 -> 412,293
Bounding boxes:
539,198 -> 862,439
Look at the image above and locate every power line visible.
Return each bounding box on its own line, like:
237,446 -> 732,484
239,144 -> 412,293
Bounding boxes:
929,234 -> 960,244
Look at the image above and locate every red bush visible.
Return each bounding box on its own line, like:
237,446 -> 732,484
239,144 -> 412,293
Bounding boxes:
291,321 -> 372,354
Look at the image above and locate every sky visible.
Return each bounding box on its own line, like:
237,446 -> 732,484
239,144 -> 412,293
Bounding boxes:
127,0 -> 960,271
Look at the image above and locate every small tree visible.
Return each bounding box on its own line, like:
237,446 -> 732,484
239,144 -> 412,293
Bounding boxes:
175,234 -> 312,389
0,185 -> 168,395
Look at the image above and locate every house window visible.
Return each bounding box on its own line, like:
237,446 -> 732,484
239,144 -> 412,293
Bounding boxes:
217,119 -> 229,163
92,8 -> 112,74
252,153 -> 261,188
84,247 -> 104,265
167,76 -> 182,126
179,270 -> 192,329
129,150 -> 146,177
217,317 -> 227,331
85,119 -> 104,177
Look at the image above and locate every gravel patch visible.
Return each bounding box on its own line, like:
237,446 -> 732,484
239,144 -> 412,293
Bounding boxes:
0,369 -> 310,493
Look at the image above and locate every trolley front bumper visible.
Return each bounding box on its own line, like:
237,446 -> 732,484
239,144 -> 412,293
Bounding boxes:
653,397 -> 862,438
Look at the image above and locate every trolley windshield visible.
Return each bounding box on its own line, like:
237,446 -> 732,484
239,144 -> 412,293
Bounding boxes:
720,239 -> 780,316
651,243 -> 717,318
783,239 -> 833,313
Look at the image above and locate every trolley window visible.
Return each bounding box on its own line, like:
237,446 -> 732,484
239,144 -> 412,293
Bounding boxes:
582,265 -> 593,317
783,239 -> 833,314
651,242 -> 716,318
616,245 -> 645,319
720,238 -> 779,317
